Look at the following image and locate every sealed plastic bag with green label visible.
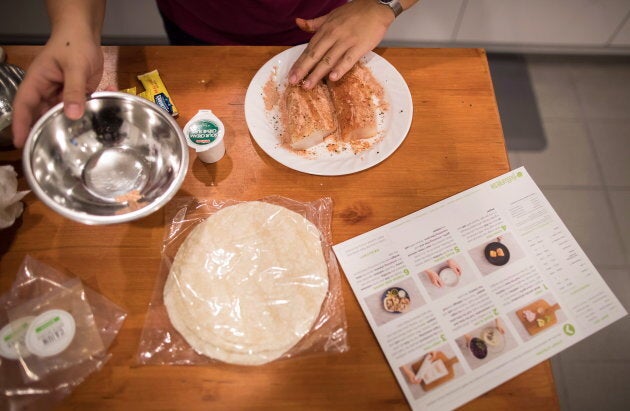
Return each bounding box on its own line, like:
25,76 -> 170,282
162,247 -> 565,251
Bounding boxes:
0,256 -> 127,410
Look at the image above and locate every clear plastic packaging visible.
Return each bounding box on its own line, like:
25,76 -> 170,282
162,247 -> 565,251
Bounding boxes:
7,277 -> 106,381
0,164 -> 29,229
137,196 -> 348,365
0,256 -> 127,410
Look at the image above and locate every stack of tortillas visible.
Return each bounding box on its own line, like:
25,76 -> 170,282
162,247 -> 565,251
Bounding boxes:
164,201 -> 330,365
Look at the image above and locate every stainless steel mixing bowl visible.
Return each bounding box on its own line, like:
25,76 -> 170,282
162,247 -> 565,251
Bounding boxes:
23,91 -> 189,224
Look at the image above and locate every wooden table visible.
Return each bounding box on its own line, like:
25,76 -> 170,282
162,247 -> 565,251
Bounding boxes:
0,46 -> 558,410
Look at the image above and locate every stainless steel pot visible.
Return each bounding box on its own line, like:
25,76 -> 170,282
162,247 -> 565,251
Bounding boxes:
0,63 -> 26,149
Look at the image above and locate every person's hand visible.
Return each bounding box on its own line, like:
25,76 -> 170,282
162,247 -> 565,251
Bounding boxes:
401,365 -> 421,385
447,259 -> 462,276
12,25 -> 103,147
425,269 -> 443,288
464,334 -> 472,347
288,0 -> 395,88
495,318 -> 505,334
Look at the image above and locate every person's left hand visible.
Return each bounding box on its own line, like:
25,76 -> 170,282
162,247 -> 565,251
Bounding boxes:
288,0 -> 395,89
464,334 -> 472,347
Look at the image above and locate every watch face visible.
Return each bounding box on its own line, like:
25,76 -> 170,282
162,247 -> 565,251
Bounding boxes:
380,0 -> 393,4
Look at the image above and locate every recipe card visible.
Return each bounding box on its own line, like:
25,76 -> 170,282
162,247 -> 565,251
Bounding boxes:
333,167 -> 627,411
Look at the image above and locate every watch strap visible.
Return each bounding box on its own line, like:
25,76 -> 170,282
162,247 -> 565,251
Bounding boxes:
379,0 -> 403,18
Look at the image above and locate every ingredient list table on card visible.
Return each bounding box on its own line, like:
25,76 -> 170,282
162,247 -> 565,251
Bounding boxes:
1,45 -> 559,410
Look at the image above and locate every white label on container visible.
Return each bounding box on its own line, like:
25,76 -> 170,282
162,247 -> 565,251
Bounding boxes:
0,316 -> 35,360
25,309 -> 76,357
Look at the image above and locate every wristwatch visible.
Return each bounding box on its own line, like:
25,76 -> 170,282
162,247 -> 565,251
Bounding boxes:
378,0 -> 404,18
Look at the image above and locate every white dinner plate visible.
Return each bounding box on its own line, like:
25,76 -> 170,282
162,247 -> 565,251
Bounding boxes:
244,44 -> 413,176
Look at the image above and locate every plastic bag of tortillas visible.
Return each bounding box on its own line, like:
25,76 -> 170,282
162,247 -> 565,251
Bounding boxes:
137,196 -> 349,366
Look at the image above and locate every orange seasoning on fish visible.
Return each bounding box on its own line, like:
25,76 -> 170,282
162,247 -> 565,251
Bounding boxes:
281,81 -> 337,151
326,62 -> 379,142
263,67 -> 280,111
263,61 -> 387,155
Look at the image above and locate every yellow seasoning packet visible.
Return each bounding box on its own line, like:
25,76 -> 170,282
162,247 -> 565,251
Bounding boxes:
137,69 -> 179,117
119,86 -> 137,95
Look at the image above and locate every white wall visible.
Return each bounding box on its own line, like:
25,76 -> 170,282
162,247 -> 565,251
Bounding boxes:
454,0 -> 630,49
382,0 -> 465,44
101,0 -> 167,43
381,0 -> 630,53
611,14 -> 630,46
1,0 -> 629,53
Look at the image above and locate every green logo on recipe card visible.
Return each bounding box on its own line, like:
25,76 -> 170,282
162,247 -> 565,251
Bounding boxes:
490,171 -> 524,189
563,323 -> 576,336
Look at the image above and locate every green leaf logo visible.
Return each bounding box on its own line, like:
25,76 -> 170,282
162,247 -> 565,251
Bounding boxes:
517,171 -> 523,178
501,225 -> 507,231
563,323 -> 576,336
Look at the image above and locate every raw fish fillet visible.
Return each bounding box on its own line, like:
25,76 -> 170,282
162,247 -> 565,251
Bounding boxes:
283,82 -> 337,150
326,63 -> 377,142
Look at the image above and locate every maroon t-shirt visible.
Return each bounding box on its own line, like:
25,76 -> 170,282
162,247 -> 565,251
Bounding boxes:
156,0 -> 348,45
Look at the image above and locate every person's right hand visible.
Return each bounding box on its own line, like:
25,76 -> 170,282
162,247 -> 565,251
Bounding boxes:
495,318 -> 506,334
447,259 -> 462,276
11,30 -> 103,148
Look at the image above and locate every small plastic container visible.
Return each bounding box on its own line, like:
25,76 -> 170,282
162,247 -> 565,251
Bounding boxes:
25,309 -> 77,358
0,316 -> 35,360
183,110 -> 225,163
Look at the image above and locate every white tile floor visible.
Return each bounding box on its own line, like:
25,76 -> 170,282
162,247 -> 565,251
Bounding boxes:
507,55 -> 630,411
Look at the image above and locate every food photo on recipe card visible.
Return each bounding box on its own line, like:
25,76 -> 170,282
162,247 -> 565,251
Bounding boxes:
332,166 -> 627,411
